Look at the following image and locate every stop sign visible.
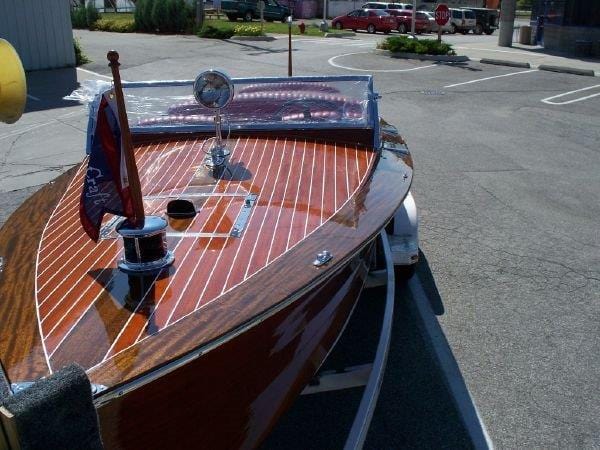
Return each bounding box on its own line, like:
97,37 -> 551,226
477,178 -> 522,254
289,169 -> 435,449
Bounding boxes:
434,4 -> 451,26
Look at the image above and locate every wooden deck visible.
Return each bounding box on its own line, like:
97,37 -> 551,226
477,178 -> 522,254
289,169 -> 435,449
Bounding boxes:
0,131 -> 414,391
35,137 -> 374,373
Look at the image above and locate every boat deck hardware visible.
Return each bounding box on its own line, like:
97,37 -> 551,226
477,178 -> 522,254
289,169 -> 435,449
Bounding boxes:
100,193 -> 258,240
313,250 -> 333,267
167,199 -> 196,219
11,382 -> 107,395
230,194 -> 258,237
116,215 -> 175,274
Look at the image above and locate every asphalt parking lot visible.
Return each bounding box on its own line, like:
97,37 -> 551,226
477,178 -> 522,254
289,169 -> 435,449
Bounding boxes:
1,29 -> 599,449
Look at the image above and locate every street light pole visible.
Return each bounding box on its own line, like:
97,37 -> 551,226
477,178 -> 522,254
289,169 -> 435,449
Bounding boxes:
287,16 -> 293,77
411,0 -> 416,35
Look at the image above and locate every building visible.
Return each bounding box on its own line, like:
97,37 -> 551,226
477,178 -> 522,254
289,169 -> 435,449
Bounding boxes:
0,0 -> 75,71
531,0 -> 600,55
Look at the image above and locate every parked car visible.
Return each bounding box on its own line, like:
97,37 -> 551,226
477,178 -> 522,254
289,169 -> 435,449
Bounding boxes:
389,9 -> 429,34
449,8 -> 476,34
421,10 -> 452,33
221,0 -> 290,22
332,9 -> 396,34
361,2 -> 413,10
461,7 -> 499,35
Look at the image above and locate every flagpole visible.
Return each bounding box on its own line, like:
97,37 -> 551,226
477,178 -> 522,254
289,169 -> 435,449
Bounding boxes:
107,50 -> 145,227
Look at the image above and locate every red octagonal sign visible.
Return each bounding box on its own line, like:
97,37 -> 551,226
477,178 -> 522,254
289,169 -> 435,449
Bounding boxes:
434,4 -> 451,26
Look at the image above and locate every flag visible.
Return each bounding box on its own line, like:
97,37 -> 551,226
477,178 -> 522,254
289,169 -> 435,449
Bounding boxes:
79,94 -> 135,242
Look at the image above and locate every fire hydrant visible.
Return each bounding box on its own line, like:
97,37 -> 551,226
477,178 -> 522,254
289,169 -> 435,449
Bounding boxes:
298,22 -> 306,34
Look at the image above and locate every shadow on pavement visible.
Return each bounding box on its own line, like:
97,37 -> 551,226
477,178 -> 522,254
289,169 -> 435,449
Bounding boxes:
261,252 -> 473,450
25,68 -> 80,113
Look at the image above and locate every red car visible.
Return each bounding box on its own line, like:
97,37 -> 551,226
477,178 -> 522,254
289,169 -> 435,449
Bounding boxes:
332,9 -> 396,34
387,9 -> 430,34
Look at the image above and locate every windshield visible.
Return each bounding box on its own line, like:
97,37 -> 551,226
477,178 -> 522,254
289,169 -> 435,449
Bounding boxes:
114,77 -> 374,132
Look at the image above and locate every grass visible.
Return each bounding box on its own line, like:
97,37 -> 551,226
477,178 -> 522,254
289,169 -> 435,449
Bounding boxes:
88,12 -> 344,37
196,18 -> 342,36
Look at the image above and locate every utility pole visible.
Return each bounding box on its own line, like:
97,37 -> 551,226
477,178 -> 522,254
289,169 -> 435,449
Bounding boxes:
498,0 -> 516,47
196,0 -> 205,29
410,0 -> 416,35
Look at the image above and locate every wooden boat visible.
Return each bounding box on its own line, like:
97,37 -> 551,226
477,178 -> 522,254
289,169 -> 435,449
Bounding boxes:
0,56 -> 414,449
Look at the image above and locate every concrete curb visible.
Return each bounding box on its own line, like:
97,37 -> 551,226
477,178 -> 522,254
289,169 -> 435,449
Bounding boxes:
324,32 -> 356,38
480,58 -> 531,68
375,49 -> 469,62
538,64 -> 595,77
229,35 -> 276,41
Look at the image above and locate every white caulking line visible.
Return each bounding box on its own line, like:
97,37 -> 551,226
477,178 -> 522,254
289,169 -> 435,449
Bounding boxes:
334,143 -> 337,211
355,144 -> 360,186
303,141 -> 317,238
43,141 -> 191,334
285,139 -> 307,252
444,69 -> 539,88
329,52 -> 438,73
266,139 -> 296,264
220,138 -> 270,292
41,140 -> 158,251
242,139 -> 287,280
91,145 -> 377,372
186,141 -> 255,316
48,139 -> 204,356
33,160 -> 86,373
76,67 -> 115,81
454,46 -> 536,56
27,94 -> 41,101
102,137 -> 236,360
150,137 -> 249,331
38,144 -> 159,285
38,143 -> 159,270
320,138 -> 327,224
408,276 -> 494,450
541,84 -> 600,105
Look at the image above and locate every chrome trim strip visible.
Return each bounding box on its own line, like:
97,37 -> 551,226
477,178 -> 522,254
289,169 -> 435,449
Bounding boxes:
344,231 -> 395,450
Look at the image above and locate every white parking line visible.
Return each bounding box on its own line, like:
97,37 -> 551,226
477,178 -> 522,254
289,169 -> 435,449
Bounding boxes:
76,67 -> 114,80
541,84 -> 600,105
444,69 -> 538,88
408,276 -> 494,450
328,52 -> 438,73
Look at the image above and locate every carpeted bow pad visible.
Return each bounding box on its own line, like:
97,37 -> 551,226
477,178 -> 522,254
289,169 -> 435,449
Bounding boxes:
0,361 -> 10,401
0,364 -> 103,450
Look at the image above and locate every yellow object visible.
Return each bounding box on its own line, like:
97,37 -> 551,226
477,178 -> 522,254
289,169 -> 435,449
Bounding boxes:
0,39 -> 27,124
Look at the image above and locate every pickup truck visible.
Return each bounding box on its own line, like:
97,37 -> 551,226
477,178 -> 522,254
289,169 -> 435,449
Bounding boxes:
221,0 -> 290,22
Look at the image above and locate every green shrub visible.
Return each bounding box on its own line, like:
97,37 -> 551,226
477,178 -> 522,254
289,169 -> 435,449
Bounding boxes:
198,25 -> 234,39
151,0 -> 170,32
166,0 -> 187,32
71,6 -> 88,28
92,18 -> 136,32
134,0 -> 146,30
233,25 -> 264,36
380,36 -> 455,55
86,2 -> 100,27
74,38 -> 91,66
142,0 -> 155,30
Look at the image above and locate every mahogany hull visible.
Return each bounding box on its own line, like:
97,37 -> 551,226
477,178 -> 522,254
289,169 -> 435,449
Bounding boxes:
96,245 -> 372,450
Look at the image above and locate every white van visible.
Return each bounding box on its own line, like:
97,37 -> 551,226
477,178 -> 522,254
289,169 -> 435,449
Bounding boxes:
449,8 -> 476,34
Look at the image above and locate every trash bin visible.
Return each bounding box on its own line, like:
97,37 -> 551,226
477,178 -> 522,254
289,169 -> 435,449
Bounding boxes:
519,25 -> 531,45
